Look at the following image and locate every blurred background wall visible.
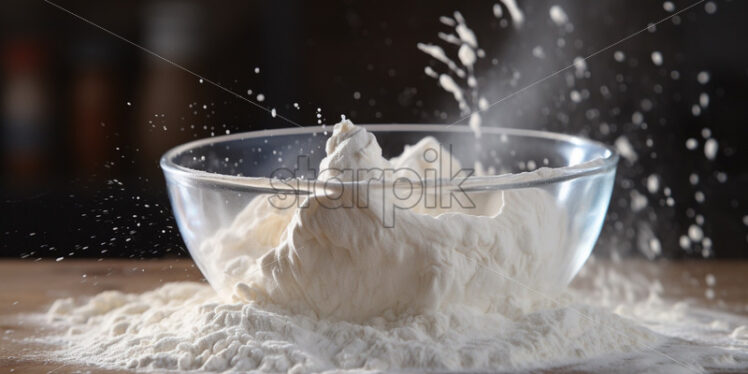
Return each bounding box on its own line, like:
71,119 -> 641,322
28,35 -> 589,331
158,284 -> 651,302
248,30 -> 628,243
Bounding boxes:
1,0 -> 746,259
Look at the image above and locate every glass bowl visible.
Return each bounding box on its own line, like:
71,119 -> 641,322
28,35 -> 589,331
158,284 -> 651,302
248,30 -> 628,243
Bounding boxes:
161,124 -> 618,299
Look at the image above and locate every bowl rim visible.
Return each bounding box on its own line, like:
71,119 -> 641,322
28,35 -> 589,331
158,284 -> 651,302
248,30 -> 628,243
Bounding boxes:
160,124 -> 619,191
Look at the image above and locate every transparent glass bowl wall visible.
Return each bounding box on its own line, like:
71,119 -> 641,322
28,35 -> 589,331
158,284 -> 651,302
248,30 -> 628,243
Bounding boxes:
161,124 -> 618,296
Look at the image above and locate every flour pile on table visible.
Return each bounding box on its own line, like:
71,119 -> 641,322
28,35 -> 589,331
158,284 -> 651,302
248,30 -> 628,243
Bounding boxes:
43,259 -> 748,372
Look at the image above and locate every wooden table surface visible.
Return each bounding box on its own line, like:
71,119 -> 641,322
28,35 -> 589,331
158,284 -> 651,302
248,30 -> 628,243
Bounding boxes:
0,259 -> 202,374
0,259 -> 746,373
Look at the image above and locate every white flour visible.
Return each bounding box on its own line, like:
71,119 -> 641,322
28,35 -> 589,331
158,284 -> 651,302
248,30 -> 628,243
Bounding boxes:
45,282 -> 658,372
43,122 -> 747,372
571,258 -> 748,372
419,11 -> 487,137
44,264 -> 748,373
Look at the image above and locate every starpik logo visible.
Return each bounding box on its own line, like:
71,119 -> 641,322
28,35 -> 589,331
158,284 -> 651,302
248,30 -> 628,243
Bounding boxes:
267,144 -> 475,227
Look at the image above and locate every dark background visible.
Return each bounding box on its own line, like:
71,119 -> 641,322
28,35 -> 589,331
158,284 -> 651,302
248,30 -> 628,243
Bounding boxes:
1,0 -> 746,259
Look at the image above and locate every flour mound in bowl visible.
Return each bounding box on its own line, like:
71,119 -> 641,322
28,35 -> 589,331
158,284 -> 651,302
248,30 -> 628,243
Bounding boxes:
204,120 -> 575,321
